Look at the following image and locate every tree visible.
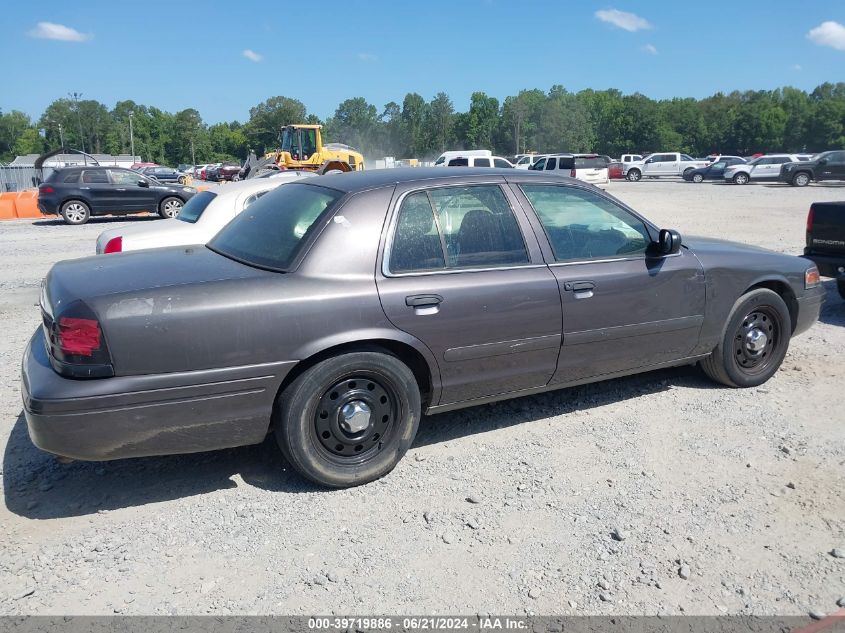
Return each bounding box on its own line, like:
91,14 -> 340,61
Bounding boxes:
462,92 -> 499,150
1,110 -> 38,160
245,96 -> 307,154
401,93 -> 428,157
325,97 -> 378,151
426,92 -> 455,153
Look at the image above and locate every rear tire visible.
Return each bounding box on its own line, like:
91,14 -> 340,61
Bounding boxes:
792,172 -> 810,187
692,173 -> 704,183
60,200 -> 90,225
158,197 -> 183,219
838,280 -> 845,301
700,288 -> 791,388
274,351 -> 421,488
627,169 -> 641,182
733,173 -> 749,185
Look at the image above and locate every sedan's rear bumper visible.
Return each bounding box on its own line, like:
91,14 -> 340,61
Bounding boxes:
21,328 -> 295,461
794,285 -> 825,337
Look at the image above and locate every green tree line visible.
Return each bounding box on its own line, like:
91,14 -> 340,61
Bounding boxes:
2,83 -> 844,165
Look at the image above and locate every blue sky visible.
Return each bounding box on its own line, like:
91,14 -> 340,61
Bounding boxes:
3,1 -> 844,124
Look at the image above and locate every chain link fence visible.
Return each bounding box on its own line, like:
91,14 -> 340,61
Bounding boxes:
0,165 -> 45,192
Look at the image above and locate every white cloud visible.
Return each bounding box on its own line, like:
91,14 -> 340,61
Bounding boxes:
242,49 -> 263,62
791,63 -> 802,71
643,43 -> 658,55
357,52 -> 378,62
595,9 -> 651,32
27,22 -> 90,42
807,21 -> 845,51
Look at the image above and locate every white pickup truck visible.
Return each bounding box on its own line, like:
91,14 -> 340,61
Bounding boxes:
624,152 -> 708,181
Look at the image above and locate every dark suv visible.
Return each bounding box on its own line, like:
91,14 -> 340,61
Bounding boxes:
38,167 -> 197,225
140,166 -> 190,184
779,150 -> 845,187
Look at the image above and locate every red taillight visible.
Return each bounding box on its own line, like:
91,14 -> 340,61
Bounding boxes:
58,317 -> 102,357
39,186 -> 54,194
806,206 -> 814,233
570,168 -> 577,178
104,236 -> 123,254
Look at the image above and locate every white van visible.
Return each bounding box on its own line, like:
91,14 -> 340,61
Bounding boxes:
446,155 -> 514,168
572,154 -> 610,184
434,149 -> 491,166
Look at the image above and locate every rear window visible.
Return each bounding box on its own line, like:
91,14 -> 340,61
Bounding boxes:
177,191 -> 217,224
574,157 -> 607,169
208,183 -> 342,271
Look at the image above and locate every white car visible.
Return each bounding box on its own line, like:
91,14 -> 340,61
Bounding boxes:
723,154 -> 806,184
445,155 -> 514,168
514,154 -> 549,169
95,172 -> 314,254
433,149 -> 491,166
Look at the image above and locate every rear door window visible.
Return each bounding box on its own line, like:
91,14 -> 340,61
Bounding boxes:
546,157 -> 557,170
494,158 -> 512,168
82,170 -> 109,184
388,185 -> 529,273
474,158 -> 491,167
448,158 -> 469,167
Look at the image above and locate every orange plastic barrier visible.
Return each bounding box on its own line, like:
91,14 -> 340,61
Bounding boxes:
0,190 -> 46,220
0,195 -> 15,219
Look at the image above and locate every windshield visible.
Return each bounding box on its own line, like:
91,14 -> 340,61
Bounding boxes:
177,190 -> 217,224
208,183 -> 343,271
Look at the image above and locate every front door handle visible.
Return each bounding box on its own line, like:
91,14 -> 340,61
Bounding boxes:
563,281 -> 595,292
563,281 -> 595,300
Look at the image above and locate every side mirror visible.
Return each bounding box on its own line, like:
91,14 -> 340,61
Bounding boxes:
656,228 -> 682,255
138,180 -> 149,188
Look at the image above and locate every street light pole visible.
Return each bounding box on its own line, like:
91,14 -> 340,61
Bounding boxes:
128,111 -> 135,161
69,91 -> 85,156
58,123 -> 64,152
190,137 -> 196,166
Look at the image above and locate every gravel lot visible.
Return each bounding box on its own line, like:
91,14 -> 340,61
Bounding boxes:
0,178 -> 843,617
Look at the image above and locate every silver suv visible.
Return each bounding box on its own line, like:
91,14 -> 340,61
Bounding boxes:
724,154 -> 806,184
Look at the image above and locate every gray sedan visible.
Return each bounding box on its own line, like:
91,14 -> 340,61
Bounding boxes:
22,168 -> 824,487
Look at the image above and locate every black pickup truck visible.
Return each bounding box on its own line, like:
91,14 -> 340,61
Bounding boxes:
805,201 -> 845,299
781,150 -> 845,186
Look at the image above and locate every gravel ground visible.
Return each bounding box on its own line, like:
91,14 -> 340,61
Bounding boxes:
0,178 -> 843,617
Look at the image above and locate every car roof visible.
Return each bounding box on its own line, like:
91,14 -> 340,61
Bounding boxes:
310,167 -> 583,193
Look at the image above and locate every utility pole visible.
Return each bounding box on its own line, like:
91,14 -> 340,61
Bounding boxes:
190,136 -> 196,166
69,91 -> 85,158
58,123 -> 64,152
128,111 -> 135,161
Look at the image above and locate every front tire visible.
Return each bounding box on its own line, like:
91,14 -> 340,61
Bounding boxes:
274,351 -> 421,488
700,288 -> 791,388
792,172 -> 810,187
627,169 -> 641,182
60,200 -> 90,225
733,173 -> 749,185
683,168 -> 696,179
158,197 -> 183,219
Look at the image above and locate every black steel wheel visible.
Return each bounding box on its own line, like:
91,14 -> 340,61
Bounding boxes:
313,374 -> 397,461
274,351 -> 421,488
701,288 -> 791,388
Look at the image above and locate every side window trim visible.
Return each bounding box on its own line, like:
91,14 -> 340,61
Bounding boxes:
383,183 -> 538,277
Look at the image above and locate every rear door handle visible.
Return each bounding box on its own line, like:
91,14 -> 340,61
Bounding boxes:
405,294 -> 443,307
405,294 -> 443,316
